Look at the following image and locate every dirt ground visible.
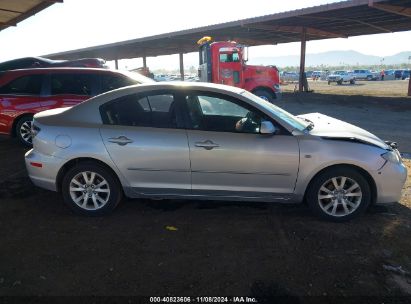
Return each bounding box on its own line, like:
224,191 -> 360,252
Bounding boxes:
282,79 -> 411,97
1,90 -> 411,301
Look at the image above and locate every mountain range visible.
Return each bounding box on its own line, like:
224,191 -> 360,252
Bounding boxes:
248,50 -> 411,67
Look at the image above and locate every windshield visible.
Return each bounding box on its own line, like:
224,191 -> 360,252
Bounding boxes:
241,91 -> 309,131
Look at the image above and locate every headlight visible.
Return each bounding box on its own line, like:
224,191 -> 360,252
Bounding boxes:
381,151 -> 401,164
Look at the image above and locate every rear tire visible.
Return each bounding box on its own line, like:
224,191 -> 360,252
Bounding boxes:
62,162 -> 122,216
350,79 -> 355,85
306,167 -> 371,222
253,89 -> 275,103
16,116 -> 33,147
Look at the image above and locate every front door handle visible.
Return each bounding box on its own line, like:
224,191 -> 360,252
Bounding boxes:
195,140 -> 219,150
108,136 -> 133,146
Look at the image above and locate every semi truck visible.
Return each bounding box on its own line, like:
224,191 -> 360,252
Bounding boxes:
197,36 -> 281,102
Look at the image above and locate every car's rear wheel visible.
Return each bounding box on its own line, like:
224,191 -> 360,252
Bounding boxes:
350,79 -> 355,84
16,116 -> 33,147
306,167 -> 371,222
62,162 -> 122,216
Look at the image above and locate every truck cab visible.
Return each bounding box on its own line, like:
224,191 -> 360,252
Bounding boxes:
198,37 -> 281,102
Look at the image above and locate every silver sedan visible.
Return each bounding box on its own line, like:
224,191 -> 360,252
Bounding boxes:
25,82 -> 407,221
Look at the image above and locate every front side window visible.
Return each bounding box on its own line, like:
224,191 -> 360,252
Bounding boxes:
185,93 -> 264,134
0,74 -> 43,95
51,74 -> 93,95
101,93 -> 177,129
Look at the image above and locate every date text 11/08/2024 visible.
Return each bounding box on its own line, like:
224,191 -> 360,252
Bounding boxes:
149,297 -> 258,303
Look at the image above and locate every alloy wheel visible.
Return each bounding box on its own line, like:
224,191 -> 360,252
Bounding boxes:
19,121 -> 32,145
69,171 -> 111,211
317,176 -> 362,217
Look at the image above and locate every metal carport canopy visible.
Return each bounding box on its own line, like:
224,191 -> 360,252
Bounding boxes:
0,0 -> 62,32
45,0 -> 411,60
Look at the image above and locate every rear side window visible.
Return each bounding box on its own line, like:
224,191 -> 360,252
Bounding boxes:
51,73 -> 93,95
0,74 -> 43,95
100,93 -> 177,128
101,74 -> 136,93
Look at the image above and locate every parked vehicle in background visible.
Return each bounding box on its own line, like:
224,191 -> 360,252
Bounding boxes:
154,74 -> 170,82
327,71 -> 355,85
185,75 -> 200,82
394,69 -> 404,80
351,69 -> 377,81
311,71 -> 323,80
280,71 -> 299,82
402,69 -> 410,80
305,71 -> 313,78
0,68 -> 153,146
197,36 -> 281,102
25,82 -> 407,221
384,69 -> 395,76
0,57 -> 107,71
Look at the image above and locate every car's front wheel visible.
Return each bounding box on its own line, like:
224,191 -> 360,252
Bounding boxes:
306,167 -> 371,222
62,162 -> 122,216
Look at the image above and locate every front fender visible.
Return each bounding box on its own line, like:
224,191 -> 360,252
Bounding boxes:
294,135 -> 386,197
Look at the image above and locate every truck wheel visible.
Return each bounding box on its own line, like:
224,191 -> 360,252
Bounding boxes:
253,89 -> 274,103
16,116 -> 33,147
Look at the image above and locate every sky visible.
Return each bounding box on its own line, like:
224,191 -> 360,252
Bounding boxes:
1,0 -> 410,70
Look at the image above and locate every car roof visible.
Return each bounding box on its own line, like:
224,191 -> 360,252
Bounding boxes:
2,67 -> 116,74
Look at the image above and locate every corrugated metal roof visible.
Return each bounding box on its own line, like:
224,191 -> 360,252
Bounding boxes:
0,0 -> 62,32
45,0 -> 411,60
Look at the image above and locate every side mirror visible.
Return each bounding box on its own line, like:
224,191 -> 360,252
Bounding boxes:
260,121 -> 277,135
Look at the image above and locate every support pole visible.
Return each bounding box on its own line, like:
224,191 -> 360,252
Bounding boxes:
179,53 -> 184,81
143,56 -> 147,68
408,76 -> 411,97
299,27 -> 307,92
114,59 -> 119,70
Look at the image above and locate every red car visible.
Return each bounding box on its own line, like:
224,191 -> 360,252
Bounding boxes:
0,67 -> 153,146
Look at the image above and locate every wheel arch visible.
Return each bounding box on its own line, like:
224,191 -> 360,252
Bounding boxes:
56,157 -> 123,193
303,164 -> 377,205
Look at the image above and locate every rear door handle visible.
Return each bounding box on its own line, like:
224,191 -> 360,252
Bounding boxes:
195,140 -> 219,150
108,136 -> 133,146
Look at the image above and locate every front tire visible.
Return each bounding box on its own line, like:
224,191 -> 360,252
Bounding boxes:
16,116 -> 33,147
306,167 -> 371,222
62,162 -> 122,216
253,89 -> 275,103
